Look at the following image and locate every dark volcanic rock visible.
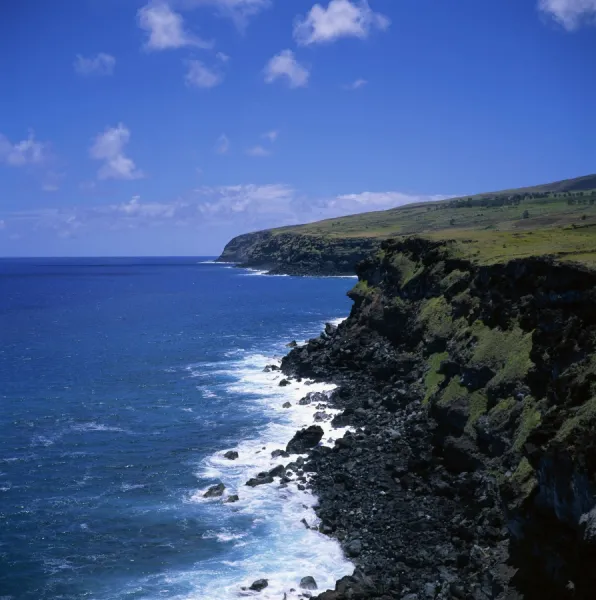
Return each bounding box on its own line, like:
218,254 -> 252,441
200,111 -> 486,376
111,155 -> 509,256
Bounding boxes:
279,379 -> 291,387
267,236 -> 596,600
286,426 -> 324,454
249,579 -> 268,591
224,450 -> 239,460
300,576 -> 318,590
246,474 -> 274,487
272,449 -> 290,458
203,483 -> 225,498
224,494 -> 239,503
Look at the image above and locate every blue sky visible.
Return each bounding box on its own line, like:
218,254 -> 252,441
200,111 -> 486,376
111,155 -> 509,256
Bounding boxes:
0,0 -> 594,256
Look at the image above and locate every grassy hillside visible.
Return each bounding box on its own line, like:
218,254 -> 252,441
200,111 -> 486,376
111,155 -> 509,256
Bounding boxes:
269,174 -> 596,266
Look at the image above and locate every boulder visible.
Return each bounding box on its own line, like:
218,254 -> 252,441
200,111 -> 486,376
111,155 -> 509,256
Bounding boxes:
286,425 -> 324,454
279,379 -> 291,387
203,483 -> 225,498
346,539 -> 362,557
224,450 -> 238,460
268,464 -> 285,477
271,449 -> 290,459
224,494 -> 239,503
300,576 -> 318,590
249,579 -> 268,591
282,402 -> 292,408
246,474 -> 274,487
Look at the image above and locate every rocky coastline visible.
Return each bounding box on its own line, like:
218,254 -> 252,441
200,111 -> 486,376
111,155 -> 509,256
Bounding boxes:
271,237 -> 596,599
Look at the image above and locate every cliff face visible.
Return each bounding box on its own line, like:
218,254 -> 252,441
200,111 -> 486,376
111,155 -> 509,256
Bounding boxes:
217,231 -> 380,276
282,238 -> 596,599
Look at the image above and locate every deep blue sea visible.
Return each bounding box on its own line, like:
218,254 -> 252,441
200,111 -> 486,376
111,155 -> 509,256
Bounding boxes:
0,257 -> 355,600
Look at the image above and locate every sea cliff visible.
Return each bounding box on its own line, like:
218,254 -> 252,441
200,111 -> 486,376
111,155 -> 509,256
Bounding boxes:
277,237 -> 596,599
217,231 -> 380,276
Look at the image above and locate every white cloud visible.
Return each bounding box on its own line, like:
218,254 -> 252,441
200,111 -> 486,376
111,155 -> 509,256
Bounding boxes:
216,51 -> 231,62
185,60 -> 223,88
215,134 -> 230,154
264,50 -> 310,88
42,183 -> 60,192
261,130 -> 279,142
0,183 -> 451,245
0,131 -> 47,167
90,124 -> 144,180
538,0 -> 596,29
0,220 -> 5,230
328,191 -> 451,213
176,0 -> 271,27
110,195 -> 183,219
294,0 -> 389,45
196,184 -> 295,218
138,2 -> 212,50
74,53 -> 115,76
344,78 -> 367,90
246,145 -> 270,157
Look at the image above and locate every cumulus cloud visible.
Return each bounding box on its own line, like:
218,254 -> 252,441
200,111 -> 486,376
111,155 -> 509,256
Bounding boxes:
344,78 -> 367,90
246,145 -> 270,157
74,53 -> 115,76
538,0 -> 596,29
294,0 -> 389,45
0,131 -> 47,167
0,182 -> 448,245
90,124 -> 144,180
0,220 -> 5,230
185,60 -> 224,88
215,134 -> 230,154
196,184 -> 296,219
138,2 -> 212,50
264,50 -> 310,88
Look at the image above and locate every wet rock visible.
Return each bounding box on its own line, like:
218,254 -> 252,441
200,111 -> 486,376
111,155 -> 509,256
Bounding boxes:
279,379 -> 291,387
224,450 -> 239,460
272,449 -> 290,458
203,483 -> 225,498
286,426 -> 324,454
268,464 -> 285,477
249,579 -> 268,591
282,402 -> 292,408
287,340 -> 298,348
314,411 -> 329,422
300,576 -> 318,590
224,494 -> 239,503
246,474 -> 274,487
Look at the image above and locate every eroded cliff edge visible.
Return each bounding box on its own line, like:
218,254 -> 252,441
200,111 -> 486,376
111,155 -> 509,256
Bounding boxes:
281,238 -> 596,599
217,231 -> 380,276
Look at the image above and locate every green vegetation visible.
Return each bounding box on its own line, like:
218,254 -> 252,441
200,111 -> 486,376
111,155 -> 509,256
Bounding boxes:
513,398 -> 542,451
423,351 -> 448,404
351,279 -> 376,298
511,457 -> 537,500
419,296 -> 454,339
265,174 -> 596,268
391,252 -> 421,285
469,322 -> 533,390
556,396 -> 596,442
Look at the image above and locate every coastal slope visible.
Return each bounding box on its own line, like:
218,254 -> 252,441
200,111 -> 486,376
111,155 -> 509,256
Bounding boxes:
217,174 -> 596,275
280,237 -> 596,599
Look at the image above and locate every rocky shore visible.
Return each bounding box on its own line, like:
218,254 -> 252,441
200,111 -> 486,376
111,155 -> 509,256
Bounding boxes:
274,238 -> 596,599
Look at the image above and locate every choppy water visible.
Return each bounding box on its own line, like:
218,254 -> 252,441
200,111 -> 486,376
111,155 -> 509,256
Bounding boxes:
0,257 -> 355,599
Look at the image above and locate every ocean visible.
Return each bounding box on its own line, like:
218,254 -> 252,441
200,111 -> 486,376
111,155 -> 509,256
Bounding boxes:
0,257 -> 356,600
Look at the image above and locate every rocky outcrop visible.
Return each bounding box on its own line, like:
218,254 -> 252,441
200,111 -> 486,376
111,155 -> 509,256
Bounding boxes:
217,230 -> 380,276
280,237 -> 596,599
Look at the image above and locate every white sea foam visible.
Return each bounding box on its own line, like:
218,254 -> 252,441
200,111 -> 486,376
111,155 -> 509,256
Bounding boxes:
179,348 -> 354,599
71,423 -> 128,433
